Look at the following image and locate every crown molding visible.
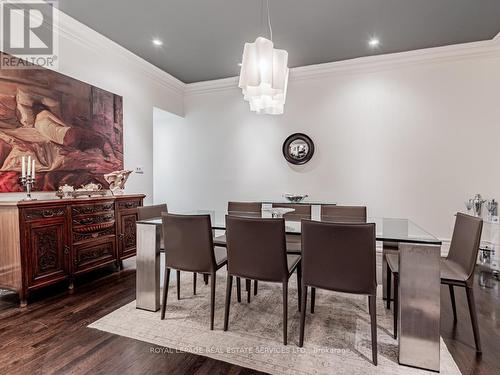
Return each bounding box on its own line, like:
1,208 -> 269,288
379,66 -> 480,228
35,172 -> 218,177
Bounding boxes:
184,76 -> 239,95
185,37 -> 500,96
53,7 -> 186,96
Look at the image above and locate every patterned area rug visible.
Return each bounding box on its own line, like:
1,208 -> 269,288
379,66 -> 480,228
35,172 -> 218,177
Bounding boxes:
89,272 -> 460,374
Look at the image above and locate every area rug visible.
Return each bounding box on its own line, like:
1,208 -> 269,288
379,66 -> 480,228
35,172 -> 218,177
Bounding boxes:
89,272 -> 461,375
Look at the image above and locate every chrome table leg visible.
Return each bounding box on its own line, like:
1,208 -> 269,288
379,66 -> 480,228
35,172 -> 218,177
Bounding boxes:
398,243 -> 441,372
136,222 -> 161,311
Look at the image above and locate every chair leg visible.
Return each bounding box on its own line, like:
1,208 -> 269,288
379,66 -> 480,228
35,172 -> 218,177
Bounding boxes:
449,285 -> 457,323
254,280 -> 258,295
161,268 -> 171,320
236,277 -> 241,303
193,273 -> 197,295
297,263 -> 302,312
465,286 -> 482,353
246,279 -> 251,303
224,275 -> 233,331
283,281 -> 288,345
176,270 -> 181,300
386,267 -> 392,310
210,273 -> 216,330
311,287 -> 316,313
204,274 -> 209,285
299,284 -> 308,347
369,295 -> 378,366
393,275 -> 398,339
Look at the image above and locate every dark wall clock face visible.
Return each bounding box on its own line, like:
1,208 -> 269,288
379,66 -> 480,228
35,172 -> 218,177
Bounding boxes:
282,133 -> 315,165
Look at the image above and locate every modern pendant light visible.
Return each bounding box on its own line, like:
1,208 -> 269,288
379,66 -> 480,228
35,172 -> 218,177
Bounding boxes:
238,0 -> 289,115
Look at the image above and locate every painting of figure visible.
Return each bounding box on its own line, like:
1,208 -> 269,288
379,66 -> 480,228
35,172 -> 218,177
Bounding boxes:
0,52 -> 123,192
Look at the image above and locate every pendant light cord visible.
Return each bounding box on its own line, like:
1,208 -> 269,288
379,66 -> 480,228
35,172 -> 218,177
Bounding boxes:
266,0 -> 273,41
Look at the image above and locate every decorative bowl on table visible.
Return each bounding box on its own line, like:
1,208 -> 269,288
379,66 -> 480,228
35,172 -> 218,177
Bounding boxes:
262,207 -> 295,218
283,194 -> 308,203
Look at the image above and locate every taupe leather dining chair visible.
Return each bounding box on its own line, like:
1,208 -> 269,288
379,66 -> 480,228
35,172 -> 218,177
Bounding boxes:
272,203 -> 311,255
299,220 -> 378,365
228,201 -> 262,214
223,215 -> 301,345
139,204 -> 201,294
161,213 -> 227,330
213,201 -> 262,248
137,204 -> 168,222
386,212 -> 483,352
310,205 -> 367,312
321,205 -> 367,222
138,203 -> 168,251
218,201 -> 263,301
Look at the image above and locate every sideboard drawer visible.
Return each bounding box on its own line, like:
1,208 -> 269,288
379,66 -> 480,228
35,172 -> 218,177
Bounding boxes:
72,238 -> 116,274
71,201 -> 114,216
117,199 -> 141,210
72,212 -> 115,226
23,206 -> 67,221
73,222 -> 116,244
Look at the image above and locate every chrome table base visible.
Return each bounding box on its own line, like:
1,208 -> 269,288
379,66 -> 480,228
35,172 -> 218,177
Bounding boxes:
136,223 -> 161,311
398,244 -> 441,372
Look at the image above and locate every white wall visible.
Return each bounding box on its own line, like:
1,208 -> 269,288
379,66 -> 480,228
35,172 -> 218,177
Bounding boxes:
154,40 -> 500,240
1,7 -> 185,203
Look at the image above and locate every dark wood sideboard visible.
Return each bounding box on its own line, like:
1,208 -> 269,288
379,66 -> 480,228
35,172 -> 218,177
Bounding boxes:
0,194 -> 145,306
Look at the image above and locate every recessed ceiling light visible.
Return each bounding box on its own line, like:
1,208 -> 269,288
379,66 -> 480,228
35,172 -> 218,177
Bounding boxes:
238,62 -> 242,67
368,37 -> 380,48
152,38 -> 163,46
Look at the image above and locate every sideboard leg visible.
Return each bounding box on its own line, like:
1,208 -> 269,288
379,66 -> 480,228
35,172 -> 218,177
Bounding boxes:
68,280 -> 75,294
19,290 -> 28,308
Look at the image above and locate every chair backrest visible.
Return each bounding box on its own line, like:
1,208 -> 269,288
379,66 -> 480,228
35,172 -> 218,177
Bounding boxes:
226,215 -> 288,282
301,220 -> 376,295
272,203 -> 311,221
162,213 -> 216,273
321,205 -> 367,223
138,203 -> 168,220
228,201 -> 262,214
446,213 -> 483,283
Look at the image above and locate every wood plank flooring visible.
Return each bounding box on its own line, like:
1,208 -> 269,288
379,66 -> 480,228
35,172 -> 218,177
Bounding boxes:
1,262 -> 499,375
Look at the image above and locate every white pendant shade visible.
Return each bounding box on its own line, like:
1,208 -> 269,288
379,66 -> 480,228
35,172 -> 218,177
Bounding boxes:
238,37 -> 289,115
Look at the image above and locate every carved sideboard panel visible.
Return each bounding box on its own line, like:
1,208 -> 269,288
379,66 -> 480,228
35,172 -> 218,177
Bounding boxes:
28,219 -> 68,286
0,194 -> 145,306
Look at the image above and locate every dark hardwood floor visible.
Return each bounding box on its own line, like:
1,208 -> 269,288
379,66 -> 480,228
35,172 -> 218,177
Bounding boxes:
1,262 -> 499,375
0,263 -> 262,375
440,267 -> 500,375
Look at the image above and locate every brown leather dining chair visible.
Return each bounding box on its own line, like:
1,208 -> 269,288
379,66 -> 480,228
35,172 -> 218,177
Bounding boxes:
309,205 -> 367,313
137,203 -> 168,222
321,205 -> 367,222
299,220 -> 378,365
217,201 -> 263,301
272,203 -> 312,255
139,204 -> 200,295
223,215 -> 301,345
161,213 -> 227,330
386,212 -> 483,352
138,203 -> 168,252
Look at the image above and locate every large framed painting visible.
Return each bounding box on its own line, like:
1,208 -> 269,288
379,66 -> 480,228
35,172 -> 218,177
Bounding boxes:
0,52 -> 123,192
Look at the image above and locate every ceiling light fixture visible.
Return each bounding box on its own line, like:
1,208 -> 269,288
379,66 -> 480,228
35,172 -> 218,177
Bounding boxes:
152,38 -> 163,46
238,0 -> 289,115
368,37 -> 380,48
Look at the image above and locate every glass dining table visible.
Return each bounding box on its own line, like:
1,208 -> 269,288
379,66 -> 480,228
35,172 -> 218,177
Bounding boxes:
135,209 -> 442,371
138,210 -> 442,245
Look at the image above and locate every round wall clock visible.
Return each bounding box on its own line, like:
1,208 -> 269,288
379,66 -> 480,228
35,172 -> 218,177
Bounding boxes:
282,133 -> 315,165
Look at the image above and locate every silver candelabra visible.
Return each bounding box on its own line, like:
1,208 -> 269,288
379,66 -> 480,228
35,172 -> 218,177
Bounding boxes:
19,175 -> 36,201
